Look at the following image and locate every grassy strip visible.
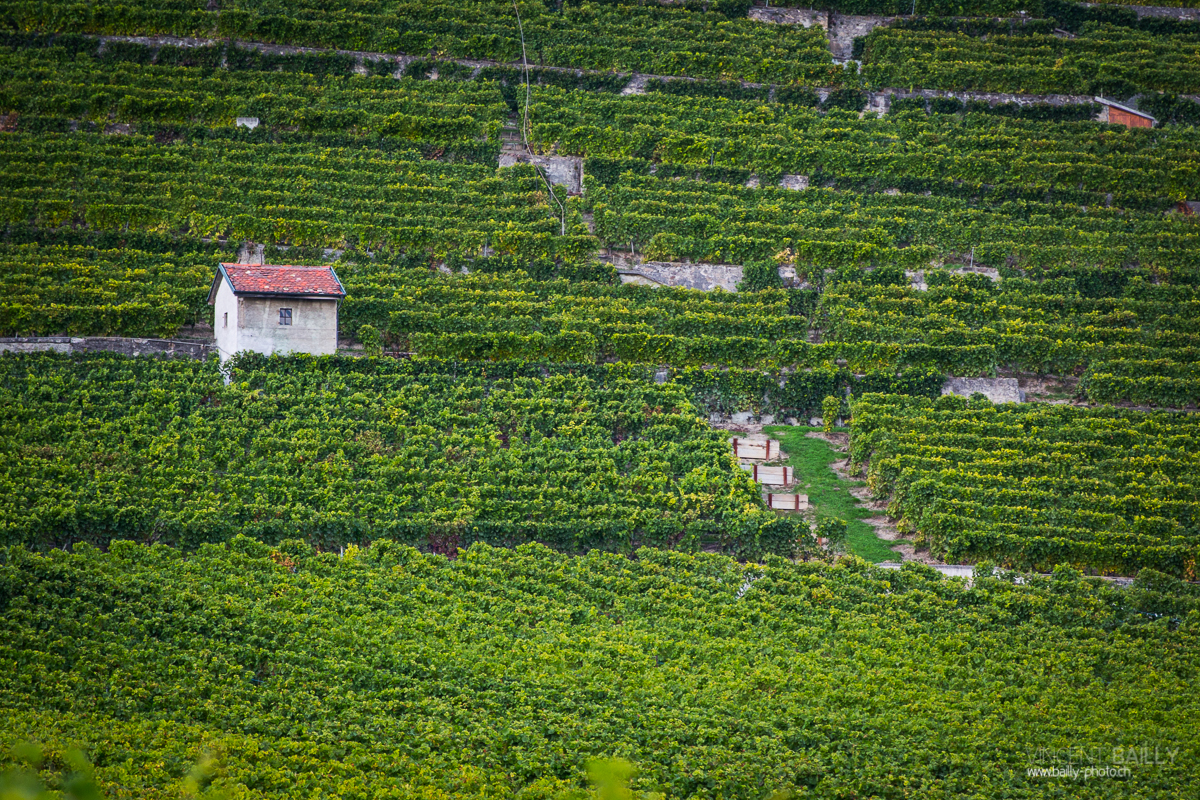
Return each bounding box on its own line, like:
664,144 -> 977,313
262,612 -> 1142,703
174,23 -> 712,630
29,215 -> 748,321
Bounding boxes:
764,424 -> 897,563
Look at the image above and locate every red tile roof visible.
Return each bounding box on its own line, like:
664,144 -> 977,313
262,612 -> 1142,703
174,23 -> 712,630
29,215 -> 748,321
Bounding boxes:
216,263 -> 345,298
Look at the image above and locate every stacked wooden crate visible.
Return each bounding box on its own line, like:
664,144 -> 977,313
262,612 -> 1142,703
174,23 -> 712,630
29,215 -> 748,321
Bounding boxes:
730,436 -> 808,512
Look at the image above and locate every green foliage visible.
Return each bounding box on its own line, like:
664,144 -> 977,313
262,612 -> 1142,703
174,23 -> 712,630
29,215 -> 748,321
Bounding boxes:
645,78 -> 769,104
862,23 -> 1200,96
852,393 -> 1200,577
820,88 -> 868,112
736,260 -> 783,292
0,0 -> 837,84
2,539 -> 1198,798
0,239 -> 233,337
928,96 -> 963,115
821,395 -> 841,432
0,39 -> 510,142
819,272 -> 1200,394
888,95 -> 927,114
0,133 -> 583,261
588,172 -> 1195,281
768,1 -> 1041,11
357,324 -> 383,356
964,99 -> 1103,122
375,269 -> 821,368
676,365 -> 944,418
0,353 -> 809,560
773,84 -> 821,108
1138,93 -> 1200,127
1081,358 -> 1200,407
0,744 -> 103,800
815,516 -> 848,551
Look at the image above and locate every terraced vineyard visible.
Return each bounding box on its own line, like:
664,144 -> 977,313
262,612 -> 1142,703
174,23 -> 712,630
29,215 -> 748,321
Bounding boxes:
821,271 -> 1200,402
0,134 -> 588,256
588,173 -> 1199,269
852,393 -> 1200,577
0,352 -> 813,558
0,34 -> 511,141
2,539 -> 1198,798
0,236 -> 232,337
0,0 -> 840,82
529,86 -> 1199,208
3,1 -> 1200,796
863,23 -> 1200,96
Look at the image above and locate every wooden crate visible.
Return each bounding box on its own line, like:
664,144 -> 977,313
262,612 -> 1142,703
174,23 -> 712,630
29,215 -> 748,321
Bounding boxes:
739,463 -> 794,486
765,493 -> 809,511
729,437 -> 780,460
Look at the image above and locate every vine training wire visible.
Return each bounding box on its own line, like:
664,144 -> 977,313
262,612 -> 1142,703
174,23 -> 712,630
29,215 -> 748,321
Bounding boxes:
511,0 -> 567,236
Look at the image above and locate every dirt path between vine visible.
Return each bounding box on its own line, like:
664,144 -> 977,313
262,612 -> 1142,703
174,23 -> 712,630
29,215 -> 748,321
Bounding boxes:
809,431 -> 950,567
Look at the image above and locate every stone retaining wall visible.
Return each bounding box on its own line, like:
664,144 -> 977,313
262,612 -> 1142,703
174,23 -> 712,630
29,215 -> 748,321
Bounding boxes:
942,377 -> 1023,404
498,152 -> 584,194
1082,3 -> 1200,21
906,267 -> 1000,291
748,7 -> 828,28
606,253 -> 801,292
616,262 -> 746,292
0,337 -> 214,359
829,13 -> 896,60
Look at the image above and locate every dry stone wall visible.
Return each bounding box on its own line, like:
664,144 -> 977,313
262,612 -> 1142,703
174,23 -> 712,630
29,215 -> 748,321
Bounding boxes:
606,251 -> 804,292
0,337 -> 214,359
878,88 -> 1096,109
499,153 -> 584,194
1082,4 -> 1200,21
615,261 -> 746,292
748,7 -> 829,28
942,377 -> 1023,404
828,13 -> 896,60
905,267 -> 1000,291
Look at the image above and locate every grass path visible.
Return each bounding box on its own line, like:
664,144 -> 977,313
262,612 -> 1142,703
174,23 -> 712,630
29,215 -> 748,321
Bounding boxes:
763,424 -> 897,563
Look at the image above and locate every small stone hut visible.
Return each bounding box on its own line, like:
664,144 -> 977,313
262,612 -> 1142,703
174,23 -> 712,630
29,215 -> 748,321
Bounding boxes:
208,263 -> 345,361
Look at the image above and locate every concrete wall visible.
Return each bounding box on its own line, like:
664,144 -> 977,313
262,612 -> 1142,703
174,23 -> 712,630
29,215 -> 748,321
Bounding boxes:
234,296 -> 339,358
0,337 -> 213,358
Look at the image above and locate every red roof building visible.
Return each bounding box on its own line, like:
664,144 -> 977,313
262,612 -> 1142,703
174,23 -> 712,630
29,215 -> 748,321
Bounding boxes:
208,263 -> 345,361
1095,97 -> 1156,129
207,263 -> 346,302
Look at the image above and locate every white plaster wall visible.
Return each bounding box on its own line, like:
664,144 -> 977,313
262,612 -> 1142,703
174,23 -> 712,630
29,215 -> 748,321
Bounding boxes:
212,278 -> 239,361
234,296 -> 339,357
